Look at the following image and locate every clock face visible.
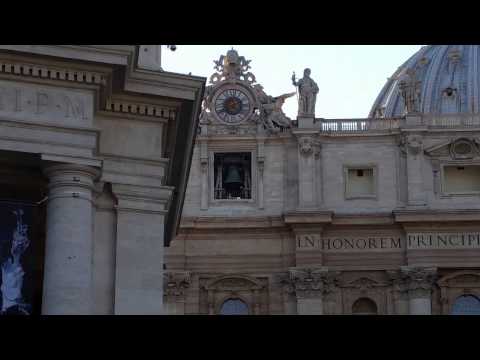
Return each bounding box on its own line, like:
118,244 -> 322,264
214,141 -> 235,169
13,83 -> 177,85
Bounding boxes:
213,88 -> 252,124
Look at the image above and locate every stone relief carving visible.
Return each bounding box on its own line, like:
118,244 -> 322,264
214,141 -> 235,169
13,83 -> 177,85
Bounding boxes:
297,136 -> 321,157
210,49 -> 256,85
281,268 -> 341,300
292,68 -> 319,117
405,134 -> 423,155
346,277 -> 380,293
449,138 -> 478,159
398,68 -> 422,114
401,267 -> 437,298
201,50 -> 295,136
298,136 -> 313,156
261,92 -> 296,133
288,268 -> 325,298
163,271 -> 191,299
387,270 -> 410,301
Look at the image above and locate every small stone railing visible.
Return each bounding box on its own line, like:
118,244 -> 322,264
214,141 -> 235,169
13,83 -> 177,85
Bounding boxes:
423,114 -> 480,128
318,118 -> 402,133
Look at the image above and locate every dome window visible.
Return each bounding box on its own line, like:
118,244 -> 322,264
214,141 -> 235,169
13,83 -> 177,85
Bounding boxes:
443,87 -> 456,98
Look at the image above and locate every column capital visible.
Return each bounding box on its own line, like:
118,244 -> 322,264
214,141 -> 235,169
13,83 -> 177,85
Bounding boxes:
111,183 -> 174,214
43,163 -> 101,204
387,269 -> 410,300
43,162 -> 100,179
401,266 -> 438,298
285,267 -> 338,299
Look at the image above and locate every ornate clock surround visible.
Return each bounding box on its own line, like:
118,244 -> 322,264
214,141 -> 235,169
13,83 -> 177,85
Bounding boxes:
210,83 -> 257,125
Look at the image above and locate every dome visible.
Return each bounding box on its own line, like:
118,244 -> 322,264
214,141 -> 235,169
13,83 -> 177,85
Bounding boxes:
369,45 -> 480,118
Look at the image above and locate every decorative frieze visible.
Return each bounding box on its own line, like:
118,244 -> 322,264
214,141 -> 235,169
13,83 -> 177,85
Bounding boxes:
0,60 -> 106,85
104,99 -> 176,120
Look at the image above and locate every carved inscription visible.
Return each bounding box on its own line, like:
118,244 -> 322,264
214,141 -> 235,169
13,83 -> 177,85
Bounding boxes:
297,235 -> 402,251
408,233 -> 480,249
0,80 -> 93,125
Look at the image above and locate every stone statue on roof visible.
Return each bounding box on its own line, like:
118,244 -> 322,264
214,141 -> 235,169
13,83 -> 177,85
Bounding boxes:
292,68 -> 319,117
398,68 -> 421,114
262,92 -> 296,132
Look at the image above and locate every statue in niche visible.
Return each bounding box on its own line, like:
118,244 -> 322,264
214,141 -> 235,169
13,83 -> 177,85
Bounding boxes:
398,68 -> 422,114
292,68 -> 319,117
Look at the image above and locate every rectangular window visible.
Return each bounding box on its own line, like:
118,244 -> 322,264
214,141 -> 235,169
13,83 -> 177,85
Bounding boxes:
443,165 -> 480,194
345,167 -> 376,199
213,152 -> 252,200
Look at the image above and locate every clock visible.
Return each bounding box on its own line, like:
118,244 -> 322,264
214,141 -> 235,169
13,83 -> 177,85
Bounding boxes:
212,87 -> 252,125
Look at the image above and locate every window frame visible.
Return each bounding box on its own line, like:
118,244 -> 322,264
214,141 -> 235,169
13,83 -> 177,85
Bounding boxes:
209,149 -> 257,205
440,161 -> 480,197
343,164 -> 378,200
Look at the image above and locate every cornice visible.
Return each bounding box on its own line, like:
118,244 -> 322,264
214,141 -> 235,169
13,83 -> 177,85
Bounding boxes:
283,210 -> 334,225
180,215 -> 286,229
394,209 -> 480,222
0,45 -> 133,66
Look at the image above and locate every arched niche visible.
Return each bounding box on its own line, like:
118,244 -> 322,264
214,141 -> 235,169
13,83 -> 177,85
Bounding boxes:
437,271 -> 480,314
203,274 -> 265,315
451,294 -> 480,315
352,297 -> 378,315
219,298 -> 250,315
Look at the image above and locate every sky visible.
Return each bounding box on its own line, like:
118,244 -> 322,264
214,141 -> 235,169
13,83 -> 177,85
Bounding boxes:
162,45 -> 423,120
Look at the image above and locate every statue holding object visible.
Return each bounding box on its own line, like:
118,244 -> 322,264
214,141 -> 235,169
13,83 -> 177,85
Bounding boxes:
292,68 -> 319,117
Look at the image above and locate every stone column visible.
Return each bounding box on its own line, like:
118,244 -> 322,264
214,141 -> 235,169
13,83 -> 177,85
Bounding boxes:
387,270 -> 410,315
257,159 -> 265,210
257,139 -> 265,210
200,159 -> 208,210
163,271 -> 191,315
295,133 -> 319,209
278,273 -> 297,315
402,266 -> 437,315
200,140 -> 208,210
42,163 -> 99,314
289,267 -> 327,315
112,183 -> 172,315
404,134 -> 427,207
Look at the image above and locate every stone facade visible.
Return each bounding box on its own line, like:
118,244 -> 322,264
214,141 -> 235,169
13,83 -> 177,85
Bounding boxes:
0,45 -> 205,314
166,47 -> 480,315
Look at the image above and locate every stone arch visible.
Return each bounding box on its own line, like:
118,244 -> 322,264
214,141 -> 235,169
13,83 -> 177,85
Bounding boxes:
218,296 -> 250,315
203,274 -> 265,315
451,294 -> 480,315
352,297 -> 378,315
437,271 -> 480,314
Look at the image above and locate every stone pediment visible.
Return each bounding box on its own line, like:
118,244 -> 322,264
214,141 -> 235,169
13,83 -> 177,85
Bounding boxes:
344,277 -> 384,290
438,271 -> 480,287
204,274 -> 263,291
424,137 -> 480,160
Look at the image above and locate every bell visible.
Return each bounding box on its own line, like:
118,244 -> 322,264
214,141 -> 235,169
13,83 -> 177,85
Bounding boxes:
224,165 -> 242,185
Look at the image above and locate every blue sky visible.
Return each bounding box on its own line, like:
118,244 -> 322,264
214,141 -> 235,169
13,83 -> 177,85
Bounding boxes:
162,45 -> 422,120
